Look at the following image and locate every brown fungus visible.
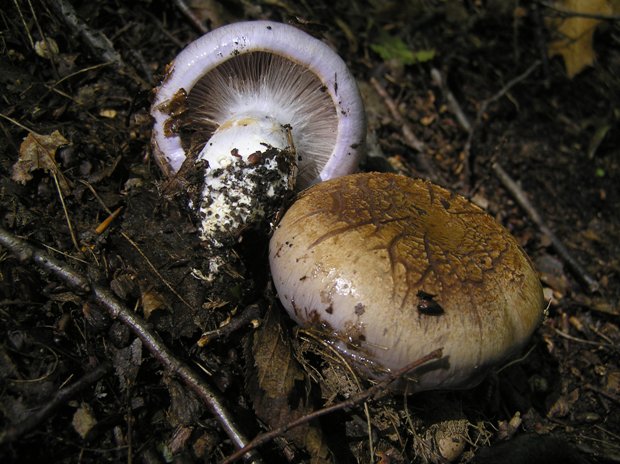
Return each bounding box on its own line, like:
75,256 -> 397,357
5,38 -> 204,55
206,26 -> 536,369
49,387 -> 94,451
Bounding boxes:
269,172 -> 544,392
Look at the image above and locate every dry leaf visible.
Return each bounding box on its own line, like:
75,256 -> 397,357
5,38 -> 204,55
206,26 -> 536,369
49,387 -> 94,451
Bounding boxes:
164,377 -> 204,427
12,130 -> 68,182
12,130 -> 71,193
246,306 -> 333,463
34,38 -> 59,60
141,288 -> 167,319
547,0 -> 614,78
606,370 -> 620,395
112,338 -> 142,391
72,402 -> 97,439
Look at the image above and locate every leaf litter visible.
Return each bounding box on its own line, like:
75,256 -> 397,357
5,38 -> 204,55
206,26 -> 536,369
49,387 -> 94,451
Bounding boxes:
1,1 -> 619,463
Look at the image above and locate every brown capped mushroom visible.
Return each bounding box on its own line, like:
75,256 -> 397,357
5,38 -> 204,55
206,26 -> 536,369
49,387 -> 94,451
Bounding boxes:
269,172 -> 544,392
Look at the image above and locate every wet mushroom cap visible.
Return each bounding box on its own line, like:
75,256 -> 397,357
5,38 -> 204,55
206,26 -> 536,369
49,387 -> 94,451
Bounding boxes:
269,172 -> 544,392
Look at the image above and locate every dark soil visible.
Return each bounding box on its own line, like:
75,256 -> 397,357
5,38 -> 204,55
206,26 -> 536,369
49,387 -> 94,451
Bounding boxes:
1,1 -> 619,463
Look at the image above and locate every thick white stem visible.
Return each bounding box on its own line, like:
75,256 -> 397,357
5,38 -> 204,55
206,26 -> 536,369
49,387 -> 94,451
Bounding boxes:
195,115 -> 296,248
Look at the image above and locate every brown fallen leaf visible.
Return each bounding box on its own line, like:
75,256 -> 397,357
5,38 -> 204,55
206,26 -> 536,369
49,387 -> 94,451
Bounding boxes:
546,0 -> 616,78
11,130 -> 71,193
72,402 -> 97,439
246,305 -> 333,463
141,287 -> 167,320
111,338 -> 142,392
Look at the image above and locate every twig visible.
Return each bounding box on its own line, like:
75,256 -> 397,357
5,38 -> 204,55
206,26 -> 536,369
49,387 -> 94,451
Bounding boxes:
483,61 -> 541,109
0,363 -> 111,444
552,328 -> 616,351
462,61 -> 541,186
48,0 -> 122,66
0,112 -> 38,134
26,0 -> 59,77
0,226 -> 263,464
585,384 -> 620,405
370,77 -> 442,183
47,0 -> 148,88
492,162 -> 599,293
51,171 -> 81,254
531,2 -> 552,87
221,348 -> 443,464
95,206 -> 123,235
371,77 -> 426,153
173,0 -> 209,34
12,0 -> 35,49
51,62 -> 113,89
430,68 -> 472,133
197,303 -> 261,347
496,343 -> 537,374
120,232 -> 195,311
436,62 -> 598,293
300,329 -> 376,460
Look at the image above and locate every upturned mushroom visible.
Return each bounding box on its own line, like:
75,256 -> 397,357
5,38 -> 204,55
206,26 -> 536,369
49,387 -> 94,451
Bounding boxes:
269,172 -> 544,392
151,20 -> 365,249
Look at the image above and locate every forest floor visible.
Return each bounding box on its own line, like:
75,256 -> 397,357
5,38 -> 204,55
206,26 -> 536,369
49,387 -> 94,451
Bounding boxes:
1,1 -> 619,463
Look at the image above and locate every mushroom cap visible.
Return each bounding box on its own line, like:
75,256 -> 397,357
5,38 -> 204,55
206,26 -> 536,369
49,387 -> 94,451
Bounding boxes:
269,172 -> 544,392
151,20 -> 366,189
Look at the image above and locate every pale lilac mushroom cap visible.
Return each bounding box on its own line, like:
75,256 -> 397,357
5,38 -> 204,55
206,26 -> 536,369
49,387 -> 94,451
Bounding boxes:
151,20 -> 366,189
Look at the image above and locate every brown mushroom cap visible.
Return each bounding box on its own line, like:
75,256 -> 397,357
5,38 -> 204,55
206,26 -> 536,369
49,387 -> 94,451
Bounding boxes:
269,172 -> 544,392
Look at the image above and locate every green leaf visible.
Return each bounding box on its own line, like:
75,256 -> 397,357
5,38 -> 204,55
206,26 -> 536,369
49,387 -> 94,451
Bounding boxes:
370,35 -> 435,65
413,48 -> 436,63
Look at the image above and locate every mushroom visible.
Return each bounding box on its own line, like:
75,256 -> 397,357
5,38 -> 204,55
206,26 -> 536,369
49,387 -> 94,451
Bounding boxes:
269,172 -> 544,392
151,20 -> 365,249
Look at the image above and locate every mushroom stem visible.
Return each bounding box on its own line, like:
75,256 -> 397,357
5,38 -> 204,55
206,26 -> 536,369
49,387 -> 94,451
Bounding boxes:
151,21 -> 365,246
191,140 -> 296,287
197,123 -> 296,247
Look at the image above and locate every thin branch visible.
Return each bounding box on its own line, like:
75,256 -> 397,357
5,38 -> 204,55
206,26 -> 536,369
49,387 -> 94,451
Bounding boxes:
0,112 -> 38,134
49,0 -> 122,66
585,384 -> 620,405
462,61 -> 541,185
492,162 -> 599,293
221,348 -> 443,464
51,171 -> 81,254
120,232 -> 195,311
0,363 -> 111,444
95,206 -> 123,235
430,68 -> 472,133
371,77 -> 426,153
12,0 -> 34,49
173,0 -> 209,34
370,77 -> 443,184
0,226 -> 263,464
531,2 -> 552,87
197,303 -> 261,347
553,328 -> 616,351
47,0 -> 149,88
484,61 -> 542,109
